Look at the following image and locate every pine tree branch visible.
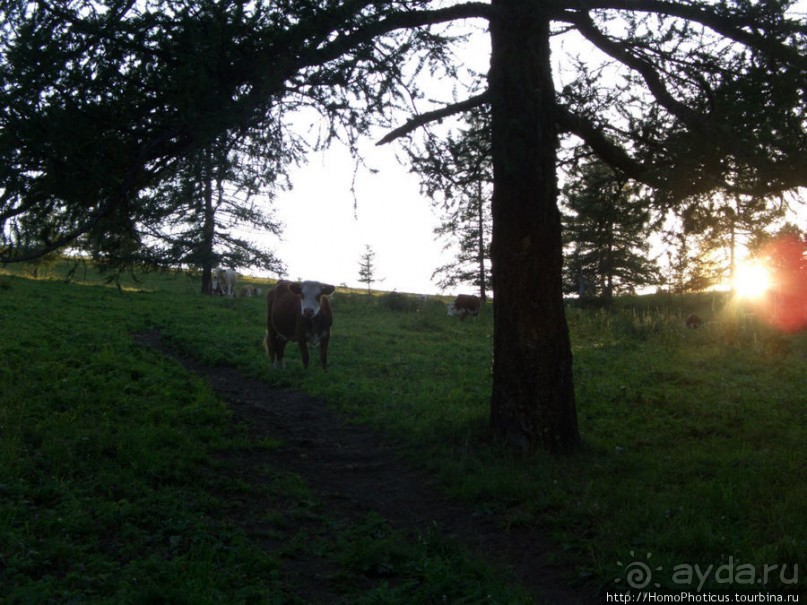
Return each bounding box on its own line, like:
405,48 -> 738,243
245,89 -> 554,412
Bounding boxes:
303,3 -> 493,69
377,92 -> 490,145
555,105 -> 654,185
565,11 -> 705,130
568,0 -> 805,64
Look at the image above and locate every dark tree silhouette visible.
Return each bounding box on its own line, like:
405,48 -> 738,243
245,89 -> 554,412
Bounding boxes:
410,109 -> 492,301
562,159 -> 658,304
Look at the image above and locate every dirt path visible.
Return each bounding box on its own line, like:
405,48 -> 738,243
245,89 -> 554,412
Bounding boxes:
137,331 -> 596,604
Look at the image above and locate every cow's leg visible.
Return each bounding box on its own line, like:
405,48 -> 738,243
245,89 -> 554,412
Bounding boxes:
265,331 -> 278,368
265,331 -> 287,369
275,339 -> 287,369
264,330 -> 273,366
319,335 -> 329,370
299,340 -> 310,369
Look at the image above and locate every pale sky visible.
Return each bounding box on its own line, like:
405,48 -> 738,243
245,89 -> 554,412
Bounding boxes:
268,140 -> 453,296
259,20 -> 491,297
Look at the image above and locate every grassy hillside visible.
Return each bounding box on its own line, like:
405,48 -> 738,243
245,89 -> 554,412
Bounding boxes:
0,267 -> 528,604
1,262 -> 804,600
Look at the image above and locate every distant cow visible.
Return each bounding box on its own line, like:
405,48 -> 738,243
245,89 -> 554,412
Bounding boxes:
211,268 -> 237,297
264,280 -> 335,369
447,294 -> 481,320
239,285 -> 262,298
685,313 -> 703,329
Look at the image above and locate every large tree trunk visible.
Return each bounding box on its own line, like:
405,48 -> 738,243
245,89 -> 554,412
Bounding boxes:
488,2 -> 580,454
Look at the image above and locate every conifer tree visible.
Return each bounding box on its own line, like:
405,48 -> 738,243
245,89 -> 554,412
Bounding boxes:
358,245 -> 379,294
562,159 -> 658,303
411,109 -> 492,300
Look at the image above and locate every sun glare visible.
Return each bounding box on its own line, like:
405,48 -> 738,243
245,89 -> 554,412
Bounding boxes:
733,260 -> 772,299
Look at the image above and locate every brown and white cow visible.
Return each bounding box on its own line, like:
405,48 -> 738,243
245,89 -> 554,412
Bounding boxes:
211,267 -> 237,297
447,294 -> 481,320
264,280 -> 335,370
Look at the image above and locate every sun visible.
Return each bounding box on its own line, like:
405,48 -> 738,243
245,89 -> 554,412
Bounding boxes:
733,259 -> 772,299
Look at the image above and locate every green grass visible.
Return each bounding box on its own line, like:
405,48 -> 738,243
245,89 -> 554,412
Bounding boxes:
0,276 -> 279,603
0,267 -> 533,603
1,261 -> 804,599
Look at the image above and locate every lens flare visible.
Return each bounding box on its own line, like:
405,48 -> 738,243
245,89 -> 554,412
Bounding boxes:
738,236 -> 807,333
733,260 -> 771,299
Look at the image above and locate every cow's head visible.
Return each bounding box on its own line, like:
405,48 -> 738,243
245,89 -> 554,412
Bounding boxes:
290,281 -> 336,318
446,302 -> 456,316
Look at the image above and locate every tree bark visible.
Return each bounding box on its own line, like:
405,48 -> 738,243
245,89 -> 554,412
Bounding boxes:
488,1 -> 580,454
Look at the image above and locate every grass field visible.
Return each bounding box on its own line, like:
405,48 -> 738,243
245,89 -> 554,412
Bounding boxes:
1,261 -> 804,602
